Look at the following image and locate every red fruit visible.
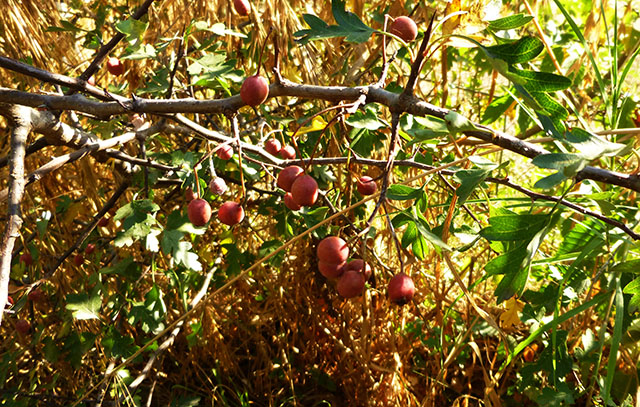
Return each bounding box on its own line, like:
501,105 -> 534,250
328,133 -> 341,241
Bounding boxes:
217,144 -> 233,160
233,0 -> 250,16
278,145 -> 296,160
15,319 -> 30,335
28,288 -> 44,303
218,201 -> 245,226
337,270 -> 366,298
97,217 -> 109,227
209,177 -> 227,195
7,296 -> 14,306
283,192 -> 301,211
20,252 -> 33,266
390,16 -> 418,42
277,166 -> 304,192
240,75 -> 269,106
87,76 -> 96,86
74,254 -> 84,266
318,261 -> 345,279
343,259 -> 372,281
388,273 -> 415,305
265,138 -> 281,156
317,236 -> 349,264
188,198 -> 212,226
107,57 -> 125,76
291,174 -> 318,206
357,176 -> 377,196
85,243 -> 96,255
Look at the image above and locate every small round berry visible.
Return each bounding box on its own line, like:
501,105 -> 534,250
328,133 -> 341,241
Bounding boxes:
390,16 -> 418,43
357,176 -> 377,195
279,145 -> 296,160
218,201 -> 245,226
217,144 -> 233,160
265,138 -> 281,156
277,166 -> 304,192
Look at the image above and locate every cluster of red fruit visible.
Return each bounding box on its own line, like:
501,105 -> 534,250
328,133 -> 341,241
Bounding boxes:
186,177 -> 244,227
316,236 -> 415,304
276,165 -> 317,210
264,138 -> 296,160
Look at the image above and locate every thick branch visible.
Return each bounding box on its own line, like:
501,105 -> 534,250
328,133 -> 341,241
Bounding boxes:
0,71 -> 638,192
0,104 -> 32,326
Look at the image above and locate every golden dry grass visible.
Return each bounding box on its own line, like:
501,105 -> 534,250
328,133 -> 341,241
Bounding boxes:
1,0 -> 640,406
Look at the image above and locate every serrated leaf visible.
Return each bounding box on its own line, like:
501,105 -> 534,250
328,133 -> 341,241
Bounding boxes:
293,0 -> 374,44
174,241 -> 202,271
488,14 -> 534,31
481,36 -> 544,64
124,43 -> 157,60
115,19 -> 148,46
66,292 -> 101,320
480,214 -> 549,241
346,107 -> 384,130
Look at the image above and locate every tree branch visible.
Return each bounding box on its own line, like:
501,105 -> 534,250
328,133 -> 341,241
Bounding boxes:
0,104 -> 32,326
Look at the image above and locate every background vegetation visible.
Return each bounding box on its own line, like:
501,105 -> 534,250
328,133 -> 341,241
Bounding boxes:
1,0 -> 640,406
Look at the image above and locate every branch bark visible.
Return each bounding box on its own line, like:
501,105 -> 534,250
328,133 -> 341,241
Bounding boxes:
0,104 -> 32,326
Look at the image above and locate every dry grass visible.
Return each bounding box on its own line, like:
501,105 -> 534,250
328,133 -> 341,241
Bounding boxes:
1,0 -> 639,406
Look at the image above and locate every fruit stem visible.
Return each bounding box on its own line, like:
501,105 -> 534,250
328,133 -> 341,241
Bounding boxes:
255,27 -> 274,77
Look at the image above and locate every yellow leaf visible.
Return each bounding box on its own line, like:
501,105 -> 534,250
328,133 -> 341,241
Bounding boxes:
500,297 -> 524,329
287,116 -> 327,138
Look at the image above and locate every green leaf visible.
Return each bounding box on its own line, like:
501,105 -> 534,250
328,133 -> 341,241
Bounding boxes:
454,160 -> 502,204
612,259 -> 640,274
480,214 -> 549,241
346,106 -> 384,130
114,200 -> 161,248
533,171 -> 567,190
124,43 -> 156,60
624,276 -> 640,309
565,128 -> 629,160
66,292 -> 102,320
100,257 -> 142,280
128,285 -> 167,334
481,36 -> 544,64
413,209 -> 452,252
509,68 -> 572,92
531,153 -> 588,177
387,184 -> 423,201
487,14 -> 534,31
63,332 -> 96,368
526,91 -> 569,120
481,94 -> 514,124
485,243 -> 528,276
115,19 -> 148,46
293,0 -> 374,44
